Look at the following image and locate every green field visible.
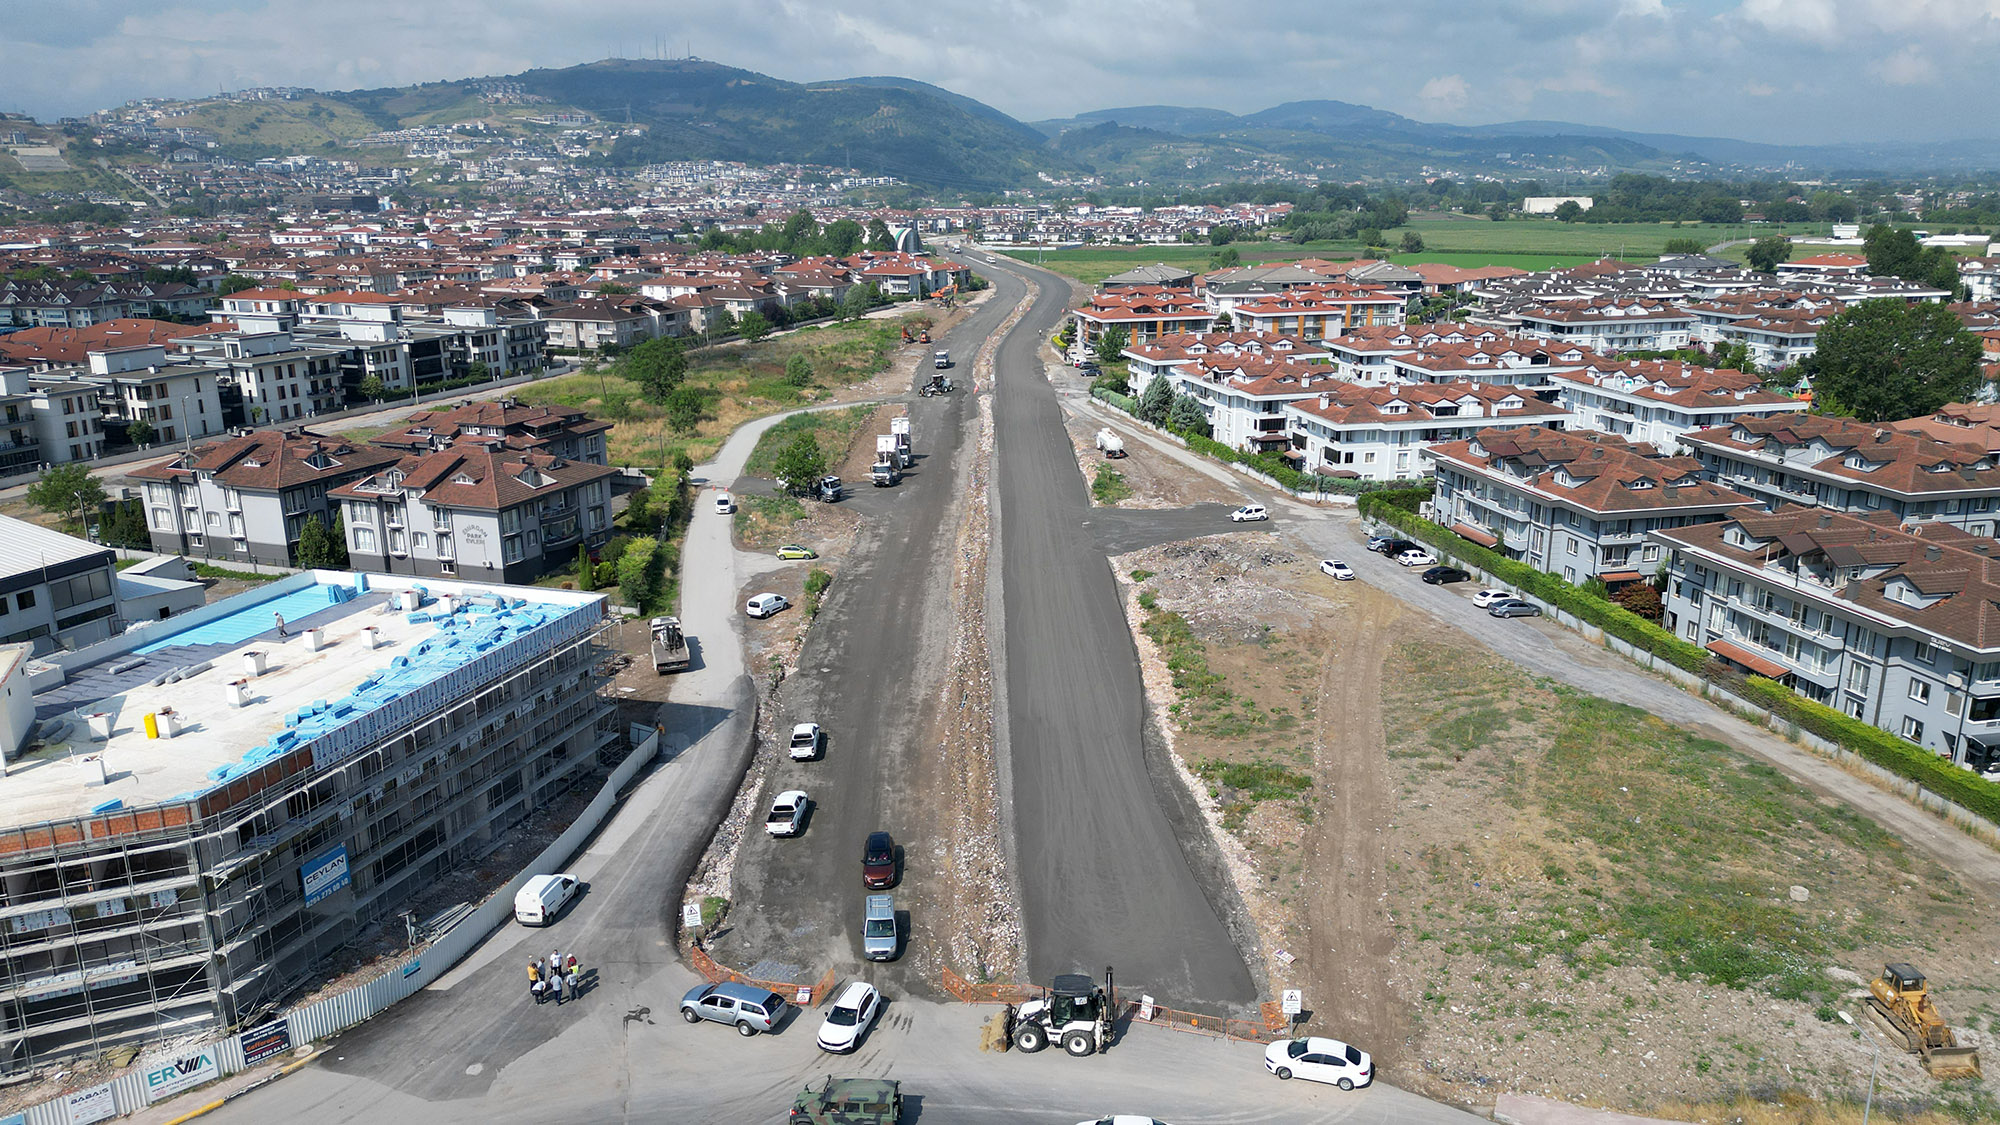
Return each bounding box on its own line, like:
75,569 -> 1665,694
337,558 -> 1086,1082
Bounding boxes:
1006,216 -> 1840,286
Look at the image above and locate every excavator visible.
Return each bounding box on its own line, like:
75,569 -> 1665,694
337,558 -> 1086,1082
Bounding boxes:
1866,963 -> 1982,1079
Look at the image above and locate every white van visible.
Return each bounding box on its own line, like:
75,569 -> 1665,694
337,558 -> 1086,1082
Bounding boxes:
714,491 -> 735,515
514,873 -> 579,926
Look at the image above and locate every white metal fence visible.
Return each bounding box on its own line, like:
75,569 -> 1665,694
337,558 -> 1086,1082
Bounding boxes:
8,727 -> 661,1125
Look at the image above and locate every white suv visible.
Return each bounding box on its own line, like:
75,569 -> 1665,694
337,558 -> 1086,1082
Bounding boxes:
1230,504 -> 1269,522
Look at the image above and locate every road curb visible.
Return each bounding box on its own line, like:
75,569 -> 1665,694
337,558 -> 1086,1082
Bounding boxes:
156,1048 -> 325,1122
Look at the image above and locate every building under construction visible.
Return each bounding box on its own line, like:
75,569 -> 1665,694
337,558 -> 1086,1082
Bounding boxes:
0,571 -> 616,1072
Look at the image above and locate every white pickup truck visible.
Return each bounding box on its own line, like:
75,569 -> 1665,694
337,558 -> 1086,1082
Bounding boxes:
765,790 -> 809,837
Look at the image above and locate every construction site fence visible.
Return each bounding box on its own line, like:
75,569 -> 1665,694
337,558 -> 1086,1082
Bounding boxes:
939,967 -> 1289,1044
687,944 -> 835,1008
6,728 -> 661,1125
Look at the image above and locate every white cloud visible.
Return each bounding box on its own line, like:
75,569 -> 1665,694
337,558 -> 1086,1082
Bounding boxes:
1619,0 -> 1668,18
1875,44 -> 1932,85
1417,74 -> 1471,113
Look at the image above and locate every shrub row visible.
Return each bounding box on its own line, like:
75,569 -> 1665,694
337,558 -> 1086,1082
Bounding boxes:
1734,676 -> 2000,824
1091,386 -> 1137,413
1356,493 -> 1711,675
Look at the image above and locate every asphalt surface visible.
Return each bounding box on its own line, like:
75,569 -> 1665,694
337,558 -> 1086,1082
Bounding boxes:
989,260 -> 1259,1007
708,283 -> 1019,994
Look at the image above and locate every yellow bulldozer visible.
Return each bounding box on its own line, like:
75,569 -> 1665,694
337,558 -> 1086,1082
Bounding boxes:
1866,963 -> 1982,1079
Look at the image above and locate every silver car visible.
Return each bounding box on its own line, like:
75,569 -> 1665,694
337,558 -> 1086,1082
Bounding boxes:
679,981 -> 788,1036
862,894 -> 898,961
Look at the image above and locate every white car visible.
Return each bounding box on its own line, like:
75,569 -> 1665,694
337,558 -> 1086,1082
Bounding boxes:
1395,549 -> 1437,567
764,790 -> 808,837
789,722 -> 821,761
1074,1118 -> 1174,1125
714,491 -> 735,515
815,980 -> 883,1053
1264,1036 -> 1373,1089
1470,588 -> 1514,609
746,593 -> 789,618
1319,560 -> 1355,581
1230,504 -> 1269,523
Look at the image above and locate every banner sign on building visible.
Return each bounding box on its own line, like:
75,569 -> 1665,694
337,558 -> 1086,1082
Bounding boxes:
240,1019 -> 293,1066
63,1083 -> 115,1125
301,845 -> 351,907
143,1047 -> 218,1101
4,1110 -> 26,1125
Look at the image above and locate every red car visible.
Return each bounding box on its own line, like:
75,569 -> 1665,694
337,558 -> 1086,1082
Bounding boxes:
862,831 -> 897,888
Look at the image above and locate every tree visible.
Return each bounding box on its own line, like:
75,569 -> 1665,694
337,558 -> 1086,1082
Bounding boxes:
625,336 -> 687,403
617,537 -> 662,613
1136,375 -> 1175,425
1746,235 -> 1793,274
772,433 -> 827,494
28,463 -> 105,531
218,273 -> 259,295
785,354 -> 814,387
709,309 -> 738,338
595,283 -> 634,295
1358,227 -> 1384,248
738,310 -> 771,343
665,385 -> 707,433
1553,201 -> 1584,223
358,375 -> 385,401
840,283 -> 877,321
1208,247 -> 1242,271
1399,231 -> 1425,254
577,543 -> 595,591
466,360 -> 490,382
824,219 -> 863,257
294,515 -> 348,568
623,486 -> 653,530
1662,237 -> 1707,256
1208,225 -> 1236,246
1093,325 -> 1129,367
1168,393 -> 1209,436
125,418 -> 154,446
1486,202 -> 1509,221
865,218 -> 895,252
1805,299 -> 1982,422
1612,581 -> 1664,623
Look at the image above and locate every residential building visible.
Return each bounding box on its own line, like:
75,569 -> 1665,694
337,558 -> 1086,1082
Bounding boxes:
1226,283 -> 1405,338
1069,286 -> 1217,351
1287,381 -> 1571,482
1427,428 -> 1751,582
1321,323 -> 1510,385
1681,414 -> 2000,533
332,446 -> 616,583
1654,505 -> 2000,774
80,345 -> 224,446
0,367 -> 105,468
1168,358 -> 1338,453
1550,359 -> 1800,452
131,430 -> 403,566
1384,340 -> 1594,388
369,398 -> 609,464
171,329 -> 345,425
0,572 -> 615,1068
1775,252 -> 1870,279
1511,298 -> 1696,354
1120,332 -> 1331,399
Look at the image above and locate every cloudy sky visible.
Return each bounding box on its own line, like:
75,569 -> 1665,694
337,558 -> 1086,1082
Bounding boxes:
3,0 -> 1995,144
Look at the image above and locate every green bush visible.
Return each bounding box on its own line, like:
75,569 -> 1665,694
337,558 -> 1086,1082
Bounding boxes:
1357,494 -> 1711,674
803,567 -> 833,617
1091,386 -> 1137,413
1735,677 -> 2000,826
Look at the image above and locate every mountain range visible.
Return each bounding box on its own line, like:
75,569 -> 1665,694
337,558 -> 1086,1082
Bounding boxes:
160,59 -> 2000,190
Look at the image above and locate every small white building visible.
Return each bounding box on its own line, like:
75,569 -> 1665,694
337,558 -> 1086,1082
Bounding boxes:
1522,196 -> 1594,215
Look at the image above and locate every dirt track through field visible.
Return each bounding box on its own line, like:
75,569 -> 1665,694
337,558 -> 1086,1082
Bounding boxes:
1306,580 -> 1411,1069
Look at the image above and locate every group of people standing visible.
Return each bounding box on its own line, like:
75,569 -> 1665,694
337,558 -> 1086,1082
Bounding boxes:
527,949 -> 583,1006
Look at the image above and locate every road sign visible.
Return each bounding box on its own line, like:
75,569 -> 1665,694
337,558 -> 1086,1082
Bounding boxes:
1281,989 -> 1304,1015
681,902 -> 703,928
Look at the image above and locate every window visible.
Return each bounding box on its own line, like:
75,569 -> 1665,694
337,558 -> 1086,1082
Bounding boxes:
1563,566 -> 1577,583
1913,642 -> 1938,665
15,591 -> 33,611
1901,717 -> 1923,742
1847,663 -> 1871,693
353,525 -> 378,552
1567,539 -> 1578,555
1909,680 -> 1931,705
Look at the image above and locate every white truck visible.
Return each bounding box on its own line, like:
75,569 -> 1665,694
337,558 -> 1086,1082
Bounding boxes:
1094,429 -> 1126,458
649,616 -> 690,674
765,790 -> 809,837
933,349 -> 950,369
875,434 -> 907,471
890,416 -> 912,462
870,460 -> 901,487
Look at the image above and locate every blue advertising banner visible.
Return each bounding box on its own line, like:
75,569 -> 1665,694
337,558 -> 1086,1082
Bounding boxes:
300,845 -> 350,907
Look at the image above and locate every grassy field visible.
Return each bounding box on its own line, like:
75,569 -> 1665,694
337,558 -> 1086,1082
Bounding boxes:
512,316 -> 913,470
1008,217 -> 1838,286
742,404 -> 878,478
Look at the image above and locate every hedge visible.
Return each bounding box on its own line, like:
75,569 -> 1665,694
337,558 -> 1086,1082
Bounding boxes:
1735,676 -> 2000,826
1357,493 -> 1712,675
1091,386 -> 1137,413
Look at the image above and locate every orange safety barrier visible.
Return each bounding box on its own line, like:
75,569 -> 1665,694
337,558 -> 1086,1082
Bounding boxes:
938,966 -> 1027,1005
1119,998 -> 1291,1045
687,943 -> 831,1006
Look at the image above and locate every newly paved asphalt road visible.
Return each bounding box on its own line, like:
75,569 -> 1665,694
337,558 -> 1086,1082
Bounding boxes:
708,281 -> 1017,994
989,259 -> 1259,1008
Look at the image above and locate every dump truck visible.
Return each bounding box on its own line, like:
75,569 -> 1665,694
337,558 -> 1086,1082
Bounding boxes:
1005,967 -> 1115,1057
649,616 -> 689,674
1867,963 -> 1982,1078
875,434 -> 906,471
890,416 -> 912,461
870,460 -> 900,487
1094,429 -> 1126,458
789,1076 -> 902,1125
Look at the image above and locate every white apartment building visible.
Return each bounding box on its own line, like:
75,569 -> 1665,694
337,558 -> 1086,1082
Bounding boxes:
1286,381 -> 1571,482
1551,359 -> 1801,453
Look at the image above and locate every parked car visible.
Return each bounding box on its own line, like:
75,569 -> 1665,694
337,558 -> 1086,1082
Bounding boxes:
746,593 -> 790,618
1421,566 -> 1471,585
1264,1036 -> 1373,1089
1371,537 -> 1417,557
1395,549 -> 1438,567
1319,560 -> 1356,581
681,982 -> 787,1036
1230,504 -> 1269,523
765,790 -> 809,837
1074,1119 -> 1174,1125
714,491 -> 735,515
862,831 -> 897,888
862,893 -> 899,961
1470,588 -> 1515,609
1366,534 -> 1396,552
789,722 -> 821,761
1487,598 -> 1544,618
776,544 -> 818,560
512,873 -> 579,927
815,980 -> 883,1053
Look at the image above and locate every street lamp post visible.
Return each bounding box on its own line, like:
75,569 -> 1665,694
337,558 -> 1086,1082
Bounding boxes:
1837,1010 -> 1880,1125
